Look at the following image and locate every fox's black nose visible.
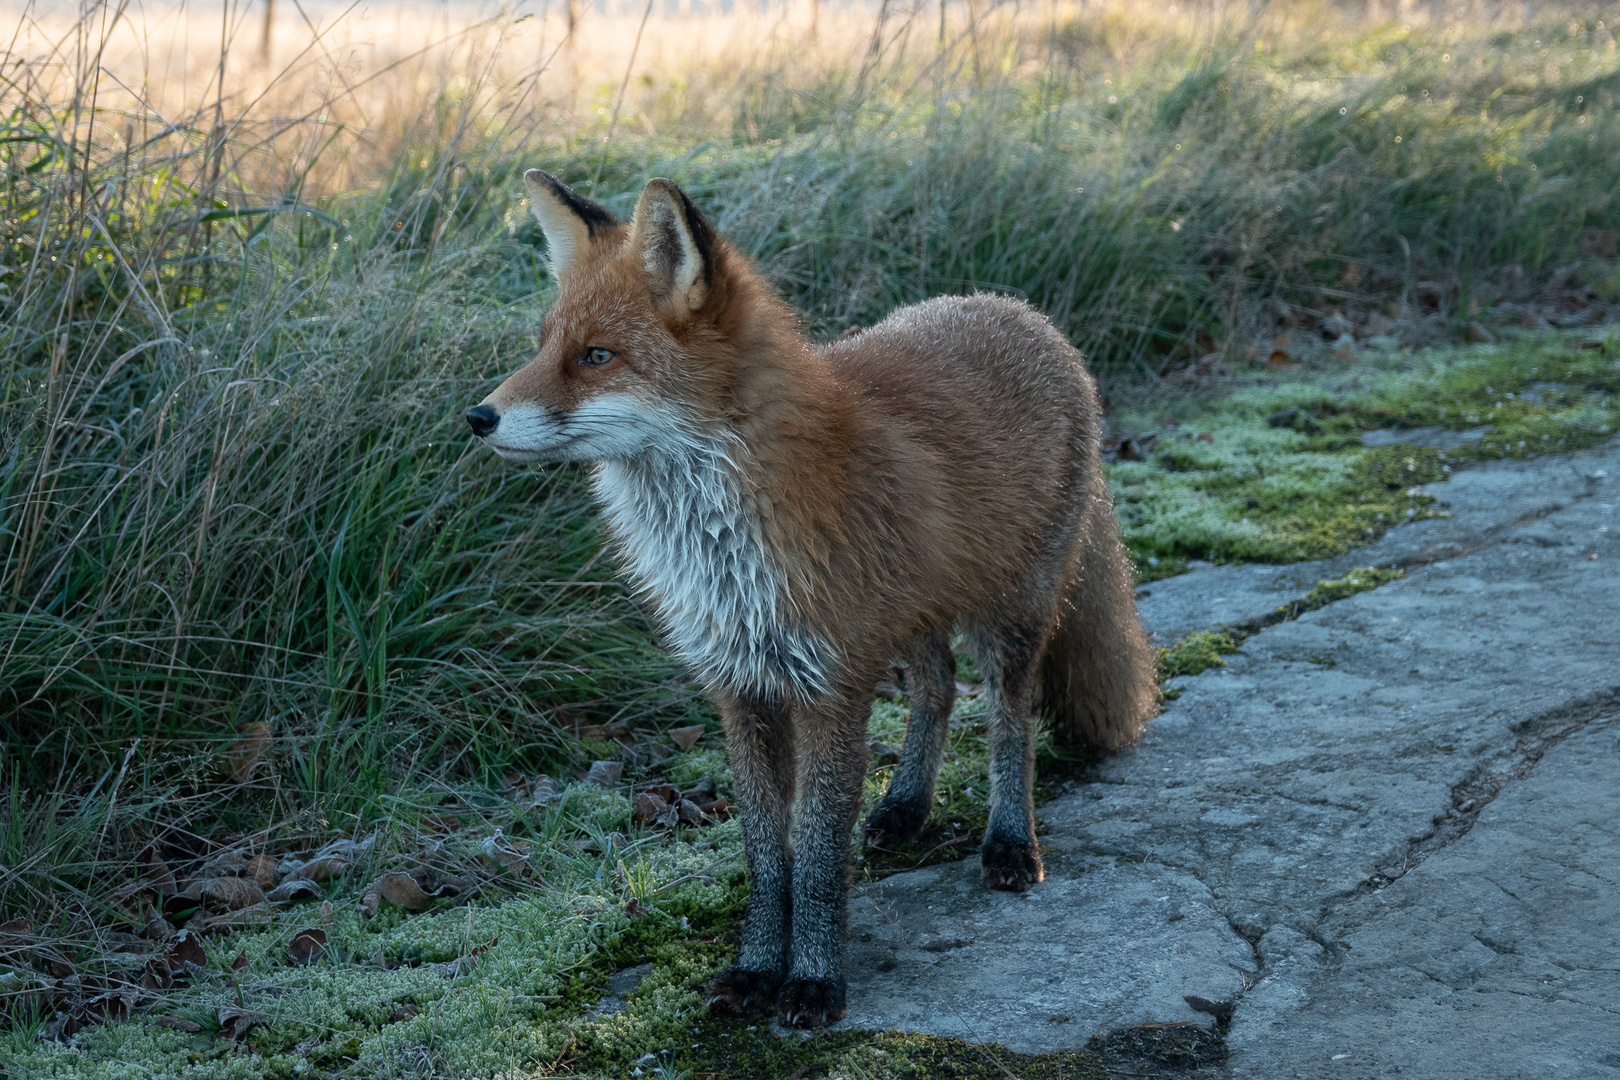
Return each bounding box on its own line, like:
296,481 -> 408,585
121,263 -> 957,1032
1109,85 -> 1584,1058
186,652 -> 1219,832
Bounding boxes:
465,404 -> 499,438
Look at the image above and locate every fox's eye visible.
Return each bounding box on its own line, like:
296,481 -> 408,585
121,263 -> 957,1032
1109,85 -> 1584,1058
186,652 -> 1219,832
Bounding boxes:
578,347 -> 617,367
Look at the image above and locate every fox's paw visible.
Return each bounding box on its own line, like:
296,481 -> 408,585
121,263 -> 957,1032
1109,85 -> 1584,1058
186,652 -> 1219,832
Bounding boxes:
705,967 -> 782,1016
864,798 -> 930,848
777,977 -> 847,1029
981,838 -> 1044,892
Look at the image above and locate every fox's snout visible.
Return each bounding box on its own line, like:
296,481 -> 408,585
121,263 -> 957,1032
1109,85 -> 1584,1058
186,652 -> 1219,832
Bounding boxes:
465,404 -> 499,438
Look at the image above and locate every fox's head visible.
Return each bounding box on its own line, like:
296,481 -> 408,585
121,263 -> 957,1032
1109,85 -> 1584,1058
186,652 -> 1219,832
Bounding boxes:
466,171 -> 746,463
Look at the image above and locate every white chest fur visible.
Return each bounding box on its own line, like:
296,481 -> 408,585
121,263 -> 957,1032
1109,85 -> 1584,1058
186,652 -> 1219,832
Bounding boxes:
593,443 -> 836,700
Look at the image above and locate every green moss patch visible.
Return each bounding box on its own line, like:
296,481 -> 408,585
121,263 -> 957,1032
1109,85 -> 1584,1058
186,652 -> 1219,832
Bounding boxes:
1112,331 -> 1620,579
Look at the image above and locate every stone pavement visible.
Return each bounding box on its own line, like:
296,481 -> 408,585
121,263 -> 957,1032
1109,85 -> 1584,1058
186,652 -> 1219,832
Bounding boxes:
837,439 -> 1620,1078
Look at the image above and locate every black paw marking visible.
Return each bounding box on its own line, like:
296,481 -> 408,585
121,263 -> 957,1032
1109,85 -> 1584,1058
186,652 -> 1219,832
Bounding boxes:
864,798 -> 931,847
704,967 -> 782,1016
777,977 -> 847,1028
981,837 -> 1044,892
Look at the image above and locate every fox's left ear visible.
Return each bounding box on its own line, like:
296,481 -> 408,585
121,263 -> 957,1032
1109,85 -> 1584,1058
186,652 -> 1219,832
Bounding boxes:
630,178 -> 717,315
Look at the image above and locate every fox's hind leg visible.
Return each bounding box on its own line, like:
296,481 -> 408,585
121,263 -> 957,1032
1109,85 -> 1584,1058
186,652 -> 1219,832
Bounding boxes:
964,620 -> 1048,892
706,692 -> 795,1015
864,629 -> 957,848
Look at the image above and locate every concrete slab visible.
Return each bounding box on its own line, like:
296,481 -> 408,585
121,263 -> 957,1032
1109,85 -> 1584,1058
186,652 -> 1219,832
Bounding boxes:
839,438 -> 1620,1071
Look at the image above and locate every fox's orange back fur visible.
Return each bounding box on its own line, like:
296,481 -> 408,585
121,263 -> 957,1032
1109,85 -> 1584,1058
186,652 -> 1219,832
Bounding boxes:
472,172 -> 1157,1027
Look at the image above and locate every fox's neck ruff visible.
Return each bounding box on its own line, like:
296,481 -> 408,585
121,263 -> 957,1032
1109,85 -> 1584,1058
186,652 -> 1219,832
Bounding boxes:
593,430 -> 836,701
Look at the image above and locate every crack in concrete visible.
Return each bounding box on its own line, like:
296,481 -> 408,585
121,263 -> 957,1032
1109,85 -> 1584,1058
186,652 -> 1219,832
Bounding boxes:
1315,687 -> 1620,923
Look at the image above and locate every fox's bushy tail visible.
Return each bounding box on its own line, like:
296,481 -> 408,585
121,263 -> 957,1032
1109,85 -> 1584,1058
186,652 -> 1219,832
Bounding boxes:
1036,479 -> 1159,752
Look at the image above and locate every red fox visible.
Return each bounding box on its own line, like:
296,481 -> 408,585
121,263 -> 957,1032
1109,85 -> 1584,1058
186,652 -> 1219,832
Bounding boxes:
468,171 -> 1158,1028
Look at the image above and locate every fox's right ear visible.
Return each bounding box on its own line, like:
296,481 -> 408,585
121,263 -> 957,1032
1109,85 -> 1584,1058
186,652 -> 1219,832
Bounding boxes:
522,169 -> 623,279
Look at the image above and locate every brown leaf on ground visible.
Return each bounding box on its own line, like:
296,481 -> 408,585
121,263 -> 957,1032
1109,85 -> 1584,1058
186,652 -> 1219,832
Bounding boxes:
376,871 -> 431,911
141,957 -> 172,990
371,948 -> 397,971
0,916 -> 30,938
1268,349 -> 1293,366
226,722 -> 271,783
529,776 -> 557,809
152,1015 -> 203,1033
265,878 -> 322,904
359,881 -> 383,919
285,837 -> 371,882
165,930 -> 207,974
482,831 -> 533,871
868,740 -> 902,765
217,1006 -> 260,1040
421,814 -> 463,832
244,854 -> 277,889
391,1003 -> 419,1022
137,846 -> 178,895
667,724 -> 706,751
584,760 -> 623,787
231,949 -> 249,971
676,799 -> 704,826
285,928 -> 326,966
632,792 -> 677,829
371,870 -> 471,913
190,877 -> 266,911
138,904 -> 174,942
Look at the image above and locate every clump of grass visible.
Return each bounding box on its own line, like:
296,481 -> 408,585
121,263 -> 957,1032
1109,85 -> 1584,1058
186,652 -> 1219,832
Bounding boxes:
1157,630 -> 1244,681
1277,567 -> 1407,620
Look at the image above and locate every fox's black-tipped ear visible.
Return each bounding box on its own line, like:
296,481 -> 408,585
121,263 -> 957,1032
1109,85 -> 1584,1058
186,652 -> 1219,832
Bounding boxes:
522,169 -> 623,279
630,178 -> 717,315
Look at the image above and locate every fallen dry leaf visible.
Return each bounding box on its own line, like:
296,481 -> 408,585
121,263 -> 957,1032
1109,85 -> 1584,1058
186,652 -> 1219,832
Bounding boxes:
285,837 -> 371,882
421,813 -> 463,832
226,721 -> 271,783
868,740 -> 902,765
482,831 -> 533,871
265,878 -> 321,904
529,777 -> 557,809
141,957 -> 172,990
359,881 -> 383,920
231,949 -> 249,971
677,799 -> 704,827
189,877 -> 266,912
285,927 -> 326,966
667,724 -> 706,752
376,871 -> 431,911
584,760 -> 623,787
138,904 -> 174,942
137,846 -> 178,895
216,1006 -> 260,1040
165,930 -> 206,975
244,854 -> 277,889
633,791 -> 676,829
372,948 -> 397,971
152,1015 -> 203,1033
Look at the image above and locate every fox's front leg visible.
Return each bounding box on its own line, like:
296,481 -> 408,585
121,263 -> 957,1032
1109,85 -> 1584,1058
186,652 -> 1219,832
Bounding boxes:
779,686 -> 872,1028
706,693 -> 795,1015
865,630 -> 956,847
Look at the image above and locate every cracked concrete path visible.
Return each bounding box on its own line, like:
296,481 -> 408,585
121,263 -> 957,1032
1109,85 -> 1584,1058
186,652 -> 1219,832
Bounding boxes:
837,438 -> 1620,1076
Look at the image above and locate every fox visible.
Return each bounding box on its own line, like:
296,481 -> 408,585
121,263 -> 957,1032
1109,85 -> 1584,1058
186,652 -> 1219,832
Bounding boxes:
466,170 -> 1158,1028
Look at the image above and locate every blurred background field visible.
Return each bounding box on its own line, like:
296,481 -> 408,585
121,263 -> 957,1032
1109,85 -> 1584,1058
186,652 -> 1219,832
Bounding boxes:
1,0 -> 1618,1073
